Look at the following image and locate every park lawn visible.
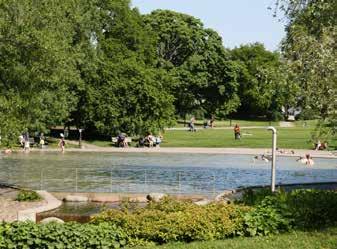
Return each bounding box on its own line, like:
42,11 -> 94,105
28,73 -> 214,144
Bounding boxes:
173,119 -> 318,128
86,126 -> 337,150
174,119 -> 279,128
136,228 -> 337,249
161,127 -> 317,149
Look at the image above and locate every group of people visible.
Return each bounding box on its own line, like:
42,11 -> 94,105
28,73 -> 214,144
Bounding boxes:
18,132 -> 47,151
115,132 -> 163,148
254,153 -> 315,166
138,133 -> 162,148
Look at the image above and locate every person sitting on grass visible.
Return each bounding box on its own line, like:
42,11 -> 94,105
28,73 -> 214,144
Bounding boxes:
188,116 -> 196,132
117,133 -> 128,148
144,132 -> 155,147
314,140 -> 328,150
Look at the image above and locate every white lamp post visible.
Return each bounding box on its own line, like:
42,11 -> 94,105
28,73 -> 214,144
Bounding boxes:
267,126 -> 277,192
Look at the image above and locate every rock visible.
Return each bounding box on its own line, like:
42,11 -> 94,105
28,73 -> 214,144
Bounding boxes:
146,193 -> 166,202
194,199 -> 212,206
215,189 -> 236,202
64,195 -> 88,202
40,217 -> 64,224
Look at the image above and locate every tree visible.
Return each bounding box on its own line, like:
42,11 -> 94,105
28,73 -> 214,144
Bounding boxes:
144,10 -> 240,119
276,0 -> 337,135
230,43 -> 293,120
71,0 -> 175,136
0,0 -> 84,146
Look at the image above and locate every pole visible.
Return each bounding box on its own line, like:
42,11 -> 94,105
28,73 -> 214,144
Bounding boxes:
79,129 -> 82,149
267,126 -> 277,192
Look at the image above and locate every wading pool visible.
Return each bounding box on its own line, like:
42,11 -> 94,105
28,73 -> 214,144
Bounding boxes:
0,152 -> 336,196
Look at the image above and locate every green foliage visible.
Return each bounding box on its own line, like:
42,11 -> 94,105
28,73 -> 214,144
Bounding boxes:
285,189 -> 337,228
132,227 -> 337,249
243,195 -> 293,236
144,10 -> 240,118
72,0 -> 175,136
230,43 -> 296,120
0,0 -> 82,144
92,197 -> 250,243
0,221 -> 129,249
240,188 -> 337,233
239,188 -> 274,206
277,0 -> 337,132
16,190 -> 41,202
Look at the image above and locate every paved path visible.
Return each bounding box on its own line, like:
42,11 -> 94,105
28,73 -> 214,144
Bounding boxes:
0,186 -> 47,222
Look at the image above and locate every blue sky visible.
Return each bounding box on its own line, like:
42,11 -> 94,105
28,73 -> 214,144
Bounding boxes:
132,0 -> 286,51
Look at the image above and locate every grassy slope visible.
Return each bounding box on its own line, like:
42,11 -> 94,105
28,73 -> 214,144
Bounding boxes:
161,127 -> 316,149
136,228 -> 337,249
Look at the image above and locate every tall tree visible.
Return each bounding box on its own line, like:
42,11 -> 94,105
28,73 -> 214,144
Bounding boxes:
0,0 -> 84,145
276,0 -> 337,136
230,43 -> 293,120
72,0 -> 175,136
144,10 -> 240,119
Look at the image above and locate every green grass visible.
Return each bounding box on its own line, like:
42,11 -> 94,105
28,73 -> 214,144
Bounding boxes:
134,228 -> 337,249
173,119 -> 318,128
161,127 -> 321,149
86,125 -> 336,150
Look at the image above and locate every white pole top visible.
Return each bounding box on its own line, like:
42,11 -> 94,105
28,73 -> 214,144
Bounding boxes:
267,126 -> 277,133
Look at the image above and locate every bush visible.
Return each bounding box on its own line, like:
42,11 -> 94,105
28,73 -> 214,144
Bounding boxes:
240,188 -> 337,231
92,197 -> 250,243
238,188 -> 274,206
0,222 -> 129,249
243,196 -> 293,236
16,190 -> 41,202
285,189 -> 337,228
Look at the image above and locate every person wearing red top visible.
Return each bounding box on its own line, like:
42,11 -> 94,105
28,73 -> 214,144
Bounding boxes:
234,124 -> 241,140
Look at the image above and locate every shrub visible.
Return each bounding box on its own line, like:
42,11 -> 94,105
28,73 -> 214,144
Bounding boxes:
243,196 -> 293,236
92,197 -> 251,243
285,189 -> 337,228
16,190 -> 41,202
238,188 -> 274,206
0,221 -> 129,249
240,188 -> 337,232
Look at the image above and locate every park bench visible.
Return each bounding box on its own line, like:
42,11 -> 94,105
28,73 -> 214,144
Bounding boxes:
28,138 -> 35,147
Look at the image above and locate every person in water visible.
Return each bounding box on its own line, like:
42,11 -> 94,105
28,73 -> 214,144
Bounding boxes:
58,133 -> 65,152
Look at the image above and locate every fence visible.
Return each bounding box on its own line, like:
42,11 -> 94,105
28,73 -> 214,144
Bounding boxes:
2,167 -> 223,197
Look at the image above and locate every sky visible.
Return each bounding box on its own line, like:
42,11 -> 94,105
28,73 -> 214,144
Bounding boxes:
132,0 -> 286,51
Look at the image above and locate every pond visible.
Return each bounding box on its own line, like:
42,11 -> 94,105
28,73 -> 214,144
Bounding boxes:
0,152 -> 336,196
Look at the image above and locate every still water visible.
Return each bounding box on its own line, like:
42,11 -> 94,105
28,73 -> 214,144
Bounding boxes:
0,152 -> 336,195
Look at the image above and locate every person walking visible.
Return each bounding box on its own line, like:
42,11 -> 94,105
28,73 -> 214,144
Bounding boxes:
23,132 -> 30,152
234,124 -> 241,140
58,133 -> 65,152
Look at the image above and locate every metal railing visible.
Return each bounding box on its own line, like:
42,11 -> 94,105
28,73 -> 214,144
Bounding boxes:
2,167 -> 223,197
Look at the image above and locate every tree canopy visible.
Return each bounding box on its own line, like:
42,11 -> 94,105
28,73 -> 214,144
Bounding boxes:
144,10 -> 240,119
276,0 -> 337,137
0,0 -> 302,146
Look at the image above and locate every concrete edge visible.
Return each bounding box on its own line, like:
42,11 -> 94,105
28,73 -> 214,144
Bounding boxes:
17,191 -> 62,222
